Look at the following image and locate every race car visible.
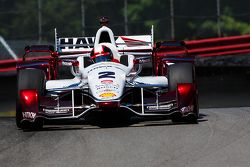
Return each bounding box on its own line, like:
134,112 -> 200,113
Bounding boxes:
16,23 -> 198,129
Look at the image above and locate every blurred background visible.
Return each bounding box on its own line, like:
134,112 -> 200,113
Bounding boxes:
1,0 -> 250,64
0,0 -> 250,116
2,0 -> 250,40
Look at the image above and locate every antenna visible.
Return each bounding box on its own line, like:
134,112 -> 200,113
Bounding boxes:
54,28 -> 58,52
151,25 -> 154,48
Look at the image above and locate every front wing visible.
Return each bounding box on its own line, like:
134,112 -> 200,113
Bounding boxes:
19,84 -> 198,122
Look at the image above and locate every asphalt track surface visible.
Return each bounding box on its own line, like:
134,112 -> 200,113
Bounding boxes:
0,107 -> 250,167
0,67 -> 250,167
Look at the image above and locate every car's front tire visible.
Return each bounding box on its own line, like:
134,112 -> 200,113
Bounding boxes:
167,63 -> 198,123
16,69 -> 46,130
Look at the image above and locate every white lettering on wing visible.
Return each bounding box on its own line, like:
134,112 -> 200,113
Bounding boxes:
22,112 -> 36,119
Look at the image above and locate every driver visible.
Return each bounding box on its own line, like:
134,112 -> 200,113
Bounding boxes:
90,45 -> 116,63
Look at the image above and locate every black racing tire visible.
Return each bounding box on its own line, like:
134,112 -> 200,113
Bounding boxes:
167,63 -> 198,123
168,63 -> 194,92
16,69 -> 46,130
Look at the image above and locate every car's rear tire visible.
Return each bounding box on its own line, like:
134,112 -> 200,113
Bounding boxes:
16,69 -> 46,130
167,63 -> 198,123
168,63 -> 194,91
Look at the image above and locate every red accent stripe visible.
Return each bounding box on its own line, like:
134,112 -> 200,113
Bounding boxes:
120,36 -> 146,43
120,36 -> 149,46
0,55 -> 51,72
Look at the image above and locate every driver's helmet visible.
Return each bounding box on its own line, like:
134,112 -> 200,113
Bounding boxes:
90,45 -> 113,63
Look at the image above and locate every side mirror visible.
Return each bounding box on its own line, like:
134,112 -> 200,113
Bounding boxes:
134,56 -> 151,64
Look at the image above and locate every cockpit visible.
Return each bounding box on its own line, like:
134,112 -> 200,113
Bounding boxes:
90,44 -> 113,63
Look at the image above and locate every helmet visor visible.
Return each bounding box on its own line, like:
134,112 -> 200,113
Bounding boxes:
94,54 -> 112,63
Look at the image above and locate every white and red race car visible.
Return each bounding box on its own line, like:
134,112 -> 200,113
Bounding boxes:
16,24 -> 198,129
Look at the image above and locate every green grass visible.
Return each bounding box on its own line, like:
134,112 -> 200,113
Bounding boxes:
0,111 -> 15,117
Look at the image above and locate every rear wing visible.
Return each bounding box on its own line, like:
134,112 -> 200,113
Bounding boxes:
55,26 -> 154,57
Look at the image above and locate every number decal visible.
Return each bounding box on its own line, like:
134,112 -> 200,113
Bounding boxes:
98,71 -> 115,79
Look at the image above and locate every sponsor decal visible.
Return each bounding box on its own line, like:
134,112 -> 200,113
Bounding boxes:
99,92 -> 116,98
180,105 -> 194,113
59,37 -> 119,50
43,109 -> 70,114
22,112 -> 36,119
101,80 -> 113,84
87,65 -> 108,73
95,84 -> 119,91
98,71 -> 115,79
87,65 -> 124,74
59,37 -> 94,49
147,103 -> 174,110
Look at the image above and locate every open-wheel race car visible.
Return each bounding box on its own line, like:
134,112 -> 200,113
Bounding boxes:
16,24 -> 198,129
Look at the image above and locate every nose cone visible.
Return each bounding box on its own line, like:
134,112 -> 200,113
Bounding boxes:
87,63 -> 126,101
